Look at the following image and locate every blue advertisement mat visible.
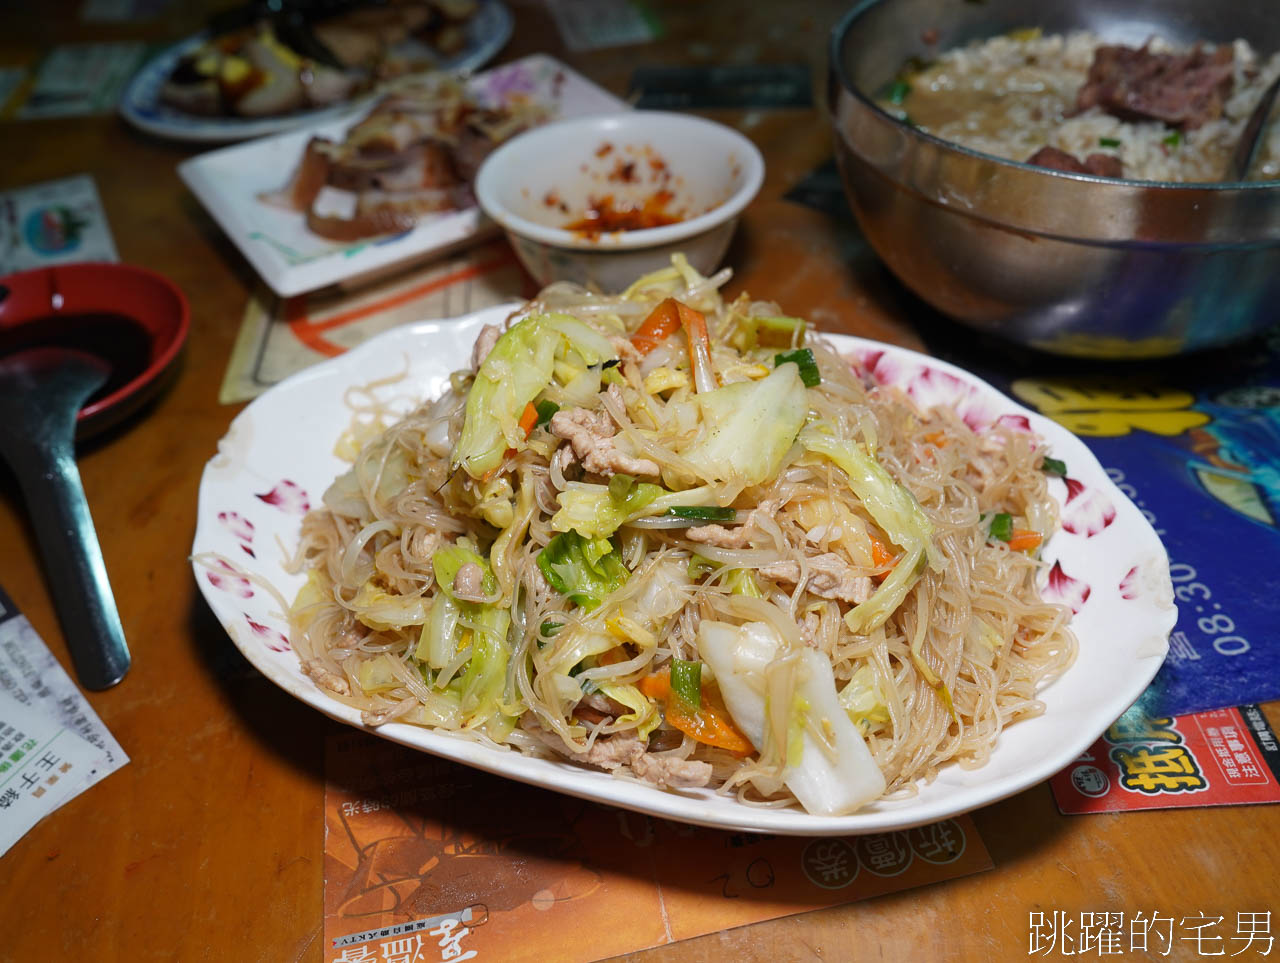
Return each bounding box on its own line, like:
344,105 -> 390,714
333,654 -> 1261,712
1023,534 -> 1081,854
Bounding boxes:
987,336 -> 1280,718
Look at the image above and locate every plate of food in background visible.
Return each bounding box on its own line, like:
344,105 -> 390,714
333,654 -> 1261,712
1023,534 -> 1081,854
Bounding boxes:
120,0 -> 512,143
178,54 -> 628,296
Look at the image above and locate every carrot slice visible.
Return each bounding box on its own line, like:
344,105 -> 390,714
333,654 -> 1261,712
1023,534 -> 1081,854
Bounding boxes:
870,534 -> 897,569
632,298 -> 718,391
637,670 -> 669,700
631,298 -> 682,355
518,401 -> 539,438
675,301 -> 718,393
665,688 -> 754,756
1007,529 -> 1043,552
638,668 -> 753,756
497,401 -> 543,468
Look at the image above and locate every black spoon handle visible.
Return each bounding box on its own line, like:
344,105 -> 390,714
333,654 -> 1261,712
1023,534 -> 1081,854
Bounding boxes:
4,432 -> 131,690
0,351 -> 130,690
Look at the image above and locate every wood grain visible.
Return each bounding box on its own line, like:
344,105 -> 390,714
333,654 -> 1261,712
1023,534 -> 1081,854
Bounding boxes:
0,3 -> 1275,961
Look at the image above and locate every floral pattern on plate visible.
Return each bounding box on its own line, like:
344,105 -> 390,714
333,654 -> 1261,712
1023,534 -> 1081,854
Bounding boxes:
192,306 -> 1175,837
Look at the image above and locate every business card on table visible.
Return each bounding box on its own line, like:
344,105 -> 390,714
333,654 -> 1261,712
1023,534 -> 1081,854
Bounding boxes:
322,731 -> 992,963
0,173 -> 120,274
1050,703 -> 1280,814
546,0 -> 659,52
0,689 -> 108,855
0,585 -> 129,855
18,42 -> 147,119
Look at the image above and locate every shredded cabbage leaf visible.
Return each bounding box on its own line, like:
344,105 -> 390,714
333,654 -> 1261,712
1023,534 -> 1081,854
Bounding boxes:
537,531 -> 629,610
681,363 -> 808,486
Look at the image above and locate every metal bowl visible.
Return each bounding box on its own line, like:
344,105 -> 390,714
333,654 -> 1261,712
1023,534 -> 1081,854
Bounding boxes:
828,0 -> 1280,358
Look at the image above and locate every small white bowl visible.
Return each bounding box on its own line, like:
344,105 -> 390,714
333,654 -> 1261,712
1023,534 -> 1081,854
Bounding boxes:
474,111 -> 764,290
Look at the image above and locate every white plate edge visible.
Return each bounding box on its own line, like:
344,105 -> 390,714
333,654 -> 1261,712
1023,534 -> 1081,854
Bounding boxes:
191,313 -> 1176,835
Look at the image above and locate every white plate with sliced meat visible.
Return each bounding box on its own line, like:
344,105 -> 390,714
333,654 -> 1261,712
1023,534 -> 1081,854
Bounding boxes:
178,54 -> 628,296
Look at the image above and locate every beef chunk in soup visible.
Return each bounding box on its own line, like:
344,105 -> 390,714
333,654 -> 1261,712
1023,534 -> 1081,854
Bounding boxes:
1075,43 -> 1235,130
1027,145 -> 1125,178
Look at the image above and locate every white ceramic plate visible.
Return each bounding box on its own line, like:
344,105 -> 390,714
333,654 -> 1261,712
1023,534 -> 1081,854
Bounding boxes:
192,306 -> 1175,836
177,54 -> 628,297
120,0 -> 513,143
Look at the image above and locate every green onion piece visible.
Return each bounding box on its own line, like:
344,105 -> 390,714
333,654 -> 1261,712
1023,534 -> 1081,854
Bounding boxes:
887,80 -> 911,105
989,512 -> 1013,542
1163,130 -> 1182,149
608,473 -> 636,502
534,400 -> 559,428
667,506 -> 737,522
1041,456 -> 1067,477
688,554 -> 716,580
754,315 -> 806,347
669,658 -> 702,709
774,348 -> 821,387
539,620 -> 564,638
1099,137 -> 1121,148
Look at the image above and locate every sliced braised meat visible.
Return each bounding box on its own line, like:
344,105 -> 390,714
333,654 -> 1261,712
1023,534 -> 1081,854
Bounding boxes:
326,142 -> 459,194
257,76 -> 545,241
1027,146 -> 1124,178
260,136 -> 333,211
1075,43 -> 1235,129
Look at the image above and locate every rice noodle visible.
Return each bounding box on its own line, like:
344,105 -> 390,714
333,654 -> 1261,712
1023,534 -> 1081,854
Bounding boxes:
286,257 -> 1077,813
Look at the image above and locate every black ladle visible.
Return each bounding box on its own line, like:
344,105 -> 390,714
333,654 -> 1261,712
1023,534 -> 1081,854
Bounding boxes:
0,347 -> 131,689
1230,72 -> 1280,180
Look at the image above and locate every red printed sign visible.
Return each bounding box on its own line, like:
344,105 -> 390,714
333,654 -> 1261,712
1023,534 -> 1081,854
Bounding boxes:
1051,704 -> 1280,814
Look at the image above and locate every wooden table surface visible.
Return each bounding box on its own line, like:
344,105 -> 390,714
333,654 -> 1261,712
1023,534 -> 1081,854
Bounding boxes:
1,3 -> 1277,961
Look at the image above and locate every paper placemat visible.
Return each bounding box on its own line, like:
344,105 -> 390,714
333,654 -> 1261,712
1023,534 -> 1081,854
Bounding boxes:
220,239 -> 534,404
323,730 -> 992,963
